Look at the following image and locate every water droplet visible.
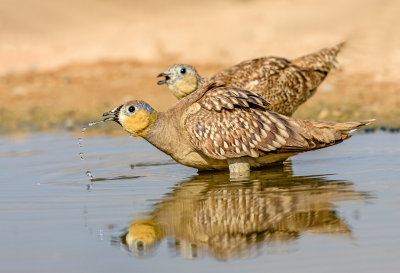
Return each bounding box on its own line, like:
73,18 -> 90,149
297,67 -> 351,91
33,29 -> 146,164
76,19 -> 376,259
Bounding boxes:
88,121 -> 105,127
82,119 -> 111,133
78,138 -> 83,147
86,184 -> 93,191
130,164 -> 135,170
79,152 -> 84,160
86,171 -> 93,179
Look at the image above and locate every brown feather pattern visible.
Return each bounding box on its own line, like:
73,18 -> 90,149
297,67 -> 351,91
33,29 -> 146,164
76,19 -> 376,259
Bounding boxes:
210,56 -> 328,116
186,86 -> 300,160
184,85 -> 371,161
198,88 -> 270,112
163,43 -> 344,116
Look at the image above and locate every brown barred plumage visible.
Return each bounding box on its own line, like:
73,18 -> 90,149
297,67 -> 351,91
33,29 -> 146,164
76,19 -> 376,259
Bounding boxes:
104,82 -> 373,173
157,42 -> 345,116
183,83 -> 370,163
121,168 -> 365,260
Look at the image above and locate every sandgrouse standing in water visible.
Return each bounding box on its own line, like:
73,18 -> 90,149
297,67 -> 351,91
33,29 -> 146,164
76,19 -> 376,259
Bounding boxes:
103,82 -> 372,175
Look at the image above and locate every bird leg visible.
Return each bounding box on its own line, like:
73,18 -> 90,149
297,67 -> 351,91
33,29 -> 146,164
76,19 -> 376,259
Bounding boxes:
227,158 -> 250,179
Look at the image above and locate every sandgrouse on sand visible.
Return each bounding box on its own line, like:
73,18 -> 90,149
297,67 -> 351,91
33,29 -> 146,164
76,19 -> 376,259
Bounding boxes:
157,43 -> 344,116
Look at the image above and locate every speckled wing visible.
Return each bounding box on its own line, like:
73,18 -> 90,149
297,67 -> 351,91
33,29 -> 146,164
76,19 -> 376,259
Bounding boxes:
197,85 -> 271,112
184,86 -> 308,160
211,57 -> 326,116
211,57 -> 290,87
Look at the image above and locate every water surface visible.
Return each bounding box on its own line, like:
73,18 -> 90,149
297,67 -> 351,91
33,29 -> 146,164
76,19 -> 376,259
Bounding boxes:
0,132 -> 399,272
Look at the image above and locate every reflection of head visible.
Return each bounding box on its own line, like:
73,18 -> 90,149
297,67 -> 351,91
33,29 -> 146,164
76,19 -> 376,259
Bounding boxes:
118,163 -> 368,260
121,219 -> 164,257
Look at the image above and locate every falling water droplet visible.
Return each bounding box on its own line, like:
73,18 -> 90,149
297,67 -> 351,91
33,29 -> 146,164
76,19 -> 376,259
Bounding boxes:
86,184 -> 93,191
80,120 -> 113,181
86,171 -> 93,180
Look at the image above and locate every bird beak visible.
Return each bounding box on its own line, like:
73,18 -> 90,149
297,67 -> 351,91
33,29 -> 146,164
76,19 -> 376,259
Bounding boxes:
157,72 -> 170,85
102,104 -> 123,125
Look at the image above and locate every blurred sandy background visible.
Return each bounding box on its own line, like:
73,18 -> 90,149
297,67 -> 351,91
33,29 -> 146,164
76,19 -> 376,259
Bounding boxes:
1,0 -> 399,131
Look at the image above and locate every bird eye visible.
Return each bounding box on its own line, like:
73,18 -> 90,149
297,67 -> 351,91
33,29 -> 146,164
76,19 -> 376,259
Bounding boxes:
180,67 -> 186,75
128,105 -> 136,113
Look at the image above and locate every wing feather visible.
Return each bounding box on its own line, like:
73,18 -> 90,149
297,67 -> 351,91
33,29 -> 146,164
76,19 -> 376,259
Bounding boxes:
211,57 -> 325,116
184,86 -> 308,160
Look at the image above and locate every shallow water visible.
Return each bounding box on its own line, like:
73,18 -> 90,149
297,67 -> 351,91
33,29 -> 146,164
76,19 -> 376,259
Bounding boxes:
0,132 -> 399,272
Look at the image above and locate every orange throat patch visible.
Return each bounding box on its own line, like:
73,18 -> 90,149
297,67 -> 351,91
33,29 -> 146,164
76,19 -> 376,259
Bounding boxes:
121,110 -> 158,137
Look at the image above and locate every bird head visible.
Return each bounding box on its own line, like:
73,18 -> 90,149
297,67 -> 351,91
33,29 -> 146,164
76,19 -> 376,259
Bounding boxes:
103,100 -> 158,137
122,219 -> 163,257
157,64 -> 200,99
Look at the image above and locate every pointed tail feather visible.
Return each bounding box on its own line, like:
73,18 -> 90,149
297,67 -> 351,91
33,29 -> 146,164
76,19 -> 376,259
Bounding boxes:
279,118 -> 374,154
297,118 -> 374,146
292,42 -> 346,73
335,119 -> 375,134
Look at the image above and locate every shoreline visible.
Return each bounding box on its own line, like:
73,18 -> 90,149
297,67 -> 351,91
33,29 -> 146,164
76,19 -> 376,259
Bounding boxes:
1,59 -> 399,134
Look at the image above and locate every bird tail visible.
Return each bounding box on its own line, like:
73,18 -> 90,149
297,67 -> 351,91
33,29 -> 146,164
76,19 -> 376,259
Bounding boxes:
292,42 -> 346,74
329,119 -> 374,134
300,118 -> 374,145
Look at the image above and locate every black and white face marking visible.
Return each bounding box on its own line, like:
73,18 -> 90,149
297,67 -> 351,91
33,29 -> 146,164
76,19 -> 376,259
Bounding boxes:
102,104 -> 124,124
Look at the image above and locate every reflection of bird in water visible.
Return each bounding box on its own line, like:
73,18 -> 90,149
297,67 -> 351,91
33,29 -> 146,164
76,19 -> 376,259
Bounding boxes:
103,83 -> 372,175
119,163 -> 368,260
157,43 -> 344,116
